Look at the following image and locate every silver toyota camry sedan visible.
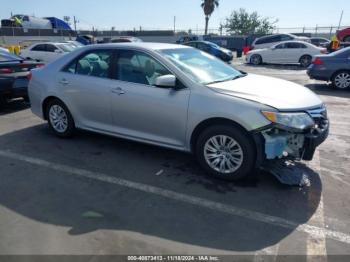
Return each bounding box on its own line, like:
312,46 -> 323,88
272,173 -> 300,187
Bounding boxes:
28,43 -> 329,180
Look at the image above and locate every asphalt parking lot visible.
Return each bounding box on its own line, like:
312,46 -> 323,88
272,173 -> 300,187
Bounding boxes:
0,58 -> 349,259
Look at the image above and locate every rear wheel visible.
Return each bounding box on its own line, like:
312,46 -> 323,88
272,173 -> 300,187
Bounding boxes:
46,99 -> 75,137
299,55 -> 312,67
195,125 -> 256,181
0,96 -> 8,107
332,71 -> 350,89
250,54 -> 262,65
23,96 -> 30,103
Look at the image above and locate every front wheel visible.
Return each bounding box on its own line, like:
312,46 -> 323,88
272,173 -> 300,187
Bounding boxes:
46,99 -> 75,137
195,125 -> 256,181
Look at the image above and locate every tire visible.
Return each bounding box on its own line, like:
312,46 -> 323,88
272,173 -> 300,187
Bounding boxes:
23,96 -> 30,103
0,96 -> 8,107
250,54 -> 262,65
195,125 -> 256,181
46,99 -> 75,137
299,55 -> 312,68
332,71 -> 350,89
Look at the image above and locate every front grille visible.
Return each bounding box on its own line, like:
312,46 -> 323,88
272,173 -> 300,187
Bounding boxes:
307,107 -> 329,130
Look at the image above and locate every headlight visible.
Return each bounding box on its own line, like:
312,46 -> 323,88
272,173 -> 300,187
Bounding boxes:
262,111 -> 315,131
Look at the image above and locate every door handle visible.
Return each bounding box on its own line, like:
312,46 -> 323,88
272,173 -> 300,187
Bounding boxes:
59,78 -> 69,85
111,87 -> 125,95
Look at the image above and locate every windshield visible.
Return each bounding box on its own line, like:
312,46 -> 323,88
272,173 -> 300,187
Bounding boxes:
0,52 -> 22,62
160,48 -> 243,85
57,44 -> 75,52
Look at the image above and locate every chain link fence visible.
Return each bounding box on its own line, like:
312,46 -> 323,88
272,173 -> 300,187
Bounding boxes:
1,25 -> 349,46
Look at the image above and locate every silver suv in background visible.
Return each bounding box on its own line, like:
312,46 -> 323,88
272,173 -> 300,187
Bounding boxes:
28,43 -> 329,180
252,33 -> 311,50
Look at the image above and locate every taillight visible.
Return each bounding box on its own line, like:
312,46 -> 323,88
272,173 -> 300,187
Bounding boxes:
36,64 -> 45,68
0,68 -> 14,74
27,72 -> 32,81
312,57 -> 324,65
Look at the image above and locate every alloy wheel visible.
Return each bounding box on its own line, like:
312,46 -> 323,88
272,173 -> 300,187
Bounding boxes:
251,55 -> 262,65
334,73 -> 350,89
204,135 -> 244,174
49,105 -> 68,133
300,56 -> 312,67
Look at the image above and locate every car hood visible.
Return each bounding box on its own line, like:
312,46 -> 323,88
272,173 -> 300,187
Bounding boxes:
220,47 -> 232,54
207,74 -> 323,111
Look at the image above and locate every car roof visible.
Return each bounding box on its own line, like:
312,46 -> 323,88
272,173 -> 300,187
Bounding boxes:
257,33 -> 294,39
31,42 -> 66,46
273,40 -> 311,45
186,41 -> 216,45
311,37 -> 329,40
88,42 -> 191,51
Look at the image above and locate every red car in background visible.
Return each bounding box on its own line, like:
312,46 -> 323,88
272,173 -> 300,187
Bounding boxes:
337,28 -> 350,42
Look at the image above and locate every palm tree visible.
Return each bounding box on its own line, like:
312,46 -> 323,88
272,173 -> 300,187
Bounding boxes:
201,0 -> 219,35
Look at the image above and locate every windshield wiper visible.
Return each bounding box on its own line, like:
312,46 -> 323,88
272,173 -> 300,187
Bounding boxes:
229,74 -> 247,81
206,74 -> 247,85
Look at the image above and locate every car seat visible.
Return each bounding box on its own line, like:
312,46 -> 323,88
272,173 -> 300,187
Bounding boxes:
76,59 -> 91,75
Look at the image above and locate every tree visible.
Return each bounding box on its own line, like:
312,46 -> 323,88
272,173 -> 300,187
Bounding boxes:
224,8 -> 278,35
201,0 -> 219,35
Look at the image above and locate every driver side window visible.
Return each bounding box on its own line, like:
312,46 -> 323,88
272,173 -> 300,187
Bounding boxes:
115,50 -> 171,86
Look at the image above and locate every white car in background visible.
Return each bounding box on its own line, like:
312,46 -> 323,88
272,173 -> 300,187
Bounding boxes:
251,33 -> 311,50
20,42 -> 76,63
247,41 -> 327,67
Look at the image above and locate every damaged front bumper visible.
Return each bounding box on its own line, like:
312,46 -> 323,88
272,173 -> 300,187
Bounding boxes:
256,107 -> 329,162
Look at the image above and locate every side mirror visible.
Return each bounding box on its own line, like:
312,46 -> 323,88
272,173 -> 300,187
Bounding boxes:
54,49 -> 63,54
155,74 -> 176,88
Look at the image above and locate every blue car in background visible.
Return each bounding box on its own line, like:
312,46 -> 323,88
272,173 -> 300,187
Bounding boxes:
307,47 -> 350,89
183,41 -> 233,62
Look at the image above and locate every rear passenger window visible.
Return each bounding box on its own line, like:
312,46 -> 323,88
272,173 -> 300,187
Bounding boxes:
285,43 -> 307,49
63,50 -> 112,78
281,35 -> 293,41
256,37 -> 270,45
270,35 -> 282,43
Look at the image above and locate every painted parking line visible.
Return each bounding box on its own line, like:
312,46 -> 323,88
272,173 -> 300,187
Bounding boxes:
306,151 -> 327,260
0,149 -> 350,246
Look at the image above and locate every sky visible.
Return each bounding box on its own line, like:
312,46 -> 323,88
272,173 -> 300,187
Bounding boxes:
0,0 -> 349,31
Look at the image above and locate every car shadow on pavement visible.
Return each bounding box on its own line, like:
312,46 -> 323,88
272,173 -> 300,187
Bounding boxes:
305,83 -> 350,98
0,125 -> 322,252
0,99 -> 30,116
